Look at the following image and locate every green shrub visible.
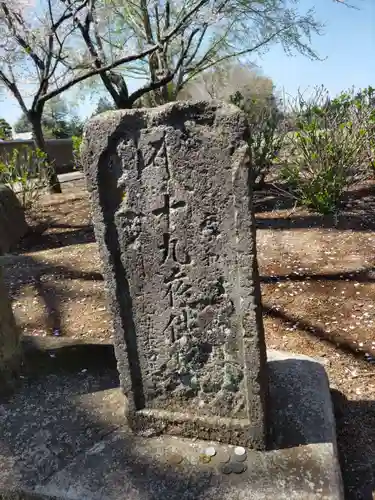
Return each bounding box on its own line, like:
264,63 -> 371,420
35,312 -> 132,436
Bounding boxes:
230,91 -> 285,189
279,86 -> 373,214
0,146 -> 51,210
359,86 -> 375,171
72,135 -> 83,170
280,160 -> 349,214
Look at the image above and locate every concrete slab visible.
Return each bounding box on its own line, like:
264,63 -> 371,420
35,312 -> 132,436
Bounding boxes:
0,349 -> 344,500
36,432 -> 342,500
0,367 -> 122,494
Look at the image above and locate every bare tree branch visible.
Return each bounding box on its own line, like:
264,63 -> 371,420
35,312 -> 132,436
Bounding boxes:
39,0 -> 209,103
183,24 -> 208,69
0,68 -> 28,115
184,26 -> 293,85
333,0 -> 360,10
1,2 -> 45,70
128,27 -> 200,105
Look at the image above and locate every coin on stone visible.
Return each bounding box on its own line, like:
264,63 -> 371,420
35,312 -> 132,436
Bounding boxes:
231,462 -> 247,474
214,451 -> 230,464
166,453 -> 183,465
234,446 -> 246,457
220,463 -> 233,475
233,451 -> 247,462
199,453 -> 211,464
204,446 -> 216,457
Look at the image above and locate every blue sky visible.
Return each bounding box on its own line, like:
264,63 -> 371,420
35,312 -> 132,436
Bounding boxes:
255,0 -> 375,102
1,0 -> 374,126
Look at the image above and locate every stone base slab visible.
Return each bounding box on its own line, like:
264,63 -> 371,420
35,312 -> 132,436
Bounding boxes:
35,430 -> 342,500
0,349 -> 344,500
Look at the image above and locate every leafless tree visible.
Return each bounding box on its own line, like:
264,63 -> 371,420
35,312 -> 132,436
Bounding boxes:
0,0 -> 86,191
60,0 -> 324,108
0,0 -> 220,190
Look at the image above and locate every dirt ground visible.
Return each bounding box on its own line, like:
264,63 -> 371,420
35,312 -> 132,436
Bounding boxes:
3,178 -> 375,499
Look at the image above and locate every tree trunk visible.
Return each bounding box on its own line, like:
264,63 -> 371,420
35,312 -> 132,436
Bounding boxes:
31,115 -> 61,194
100,72 -> 133,110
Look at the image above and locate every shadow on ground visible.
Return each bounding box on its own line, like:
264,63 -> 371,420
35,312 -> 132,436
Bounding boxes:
255,182 -> 375,231
263,304 -> 375,361
21,337 -> 117,377
261,263 -> 375,361
332,390 -> 375,500
18,224 -> 95,252
261,267 -> 375,285
253,183 -> 296,213
1,254 -> 103,337
0,341 -> 122,492
256,213 -> 375,231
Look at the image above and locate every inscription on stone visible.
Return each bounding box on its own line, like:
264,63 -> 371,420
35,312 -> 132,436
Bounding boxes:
82,102 -> 268,449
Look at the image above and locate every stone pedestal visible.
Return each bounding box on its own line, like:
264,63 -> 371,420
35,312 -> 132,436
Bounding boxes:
0,350 -> 342,500
82,102 -> 268,449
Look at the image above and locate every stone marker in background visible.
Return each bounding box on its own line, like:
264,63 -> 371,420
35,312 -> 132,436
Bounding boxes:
82,101 -> 268,449
0,184 -> 28,255
0,266 -> 20,393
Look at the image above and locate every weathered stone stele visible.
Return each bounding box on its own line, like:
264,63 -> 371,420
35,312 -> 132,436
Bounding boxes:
82,101 -> 268,449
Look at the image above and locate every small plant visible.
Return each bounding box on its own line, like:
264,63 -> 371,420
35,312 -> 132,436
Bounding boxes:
230,91 -> 285,189
0,118 -> 12,140
279,86 -> 373,214
72,135 -> 83,170
0,146 -> 52,210
359,86 -> 375,171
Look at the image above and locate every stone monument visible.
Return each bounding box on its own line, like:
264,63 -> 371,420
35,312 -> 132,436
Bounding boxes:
82,101 -> 268,449
0,101 -> 343,500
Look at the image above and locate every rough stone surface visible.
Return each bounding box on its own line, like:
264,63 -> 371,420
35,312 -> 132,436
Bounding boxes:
82,101 -> 268,448
0,185 -> 28,255
267,350 -> 337,449
0,349 -> 342,499
37,435 -> 343,500
0,341 -> 121,496
0,266 -> 20,393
